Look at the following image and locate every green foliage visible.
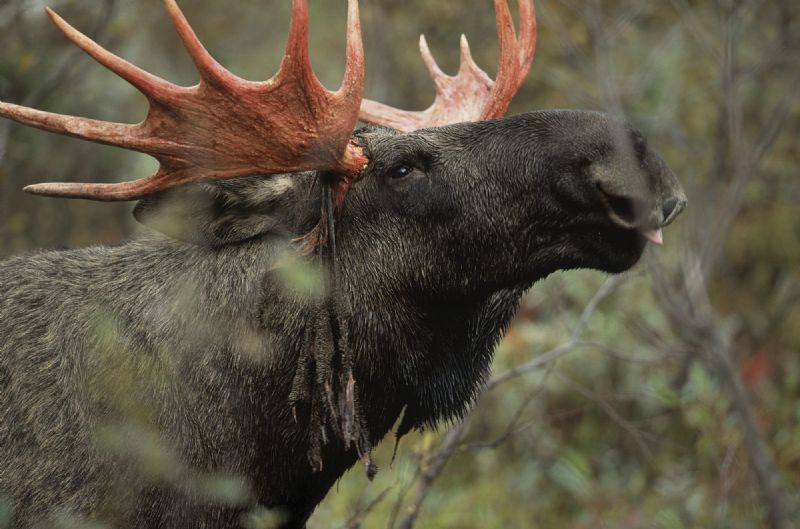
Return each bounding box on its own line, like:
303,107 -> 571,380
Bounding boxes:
240,506 -> 287,529
274,252 -> 328,300
0,498 -> 10,529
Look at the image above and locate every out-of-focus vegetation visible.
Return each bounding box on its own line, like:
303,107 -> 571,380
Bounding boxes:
1,0 -> 798,528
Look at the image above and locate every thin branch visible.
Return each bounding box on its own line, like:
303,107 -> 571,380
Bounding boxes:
668,0 -> 722,60
715,444 -> 739,523
557,372 -> 657,461
395,424 -> 469,529
0,0 -> 118,161
487,274 -> 628,390
386,475 -> 415,529
697,0 -> 800,279
705,328 -> 790,529
461,369 -> 554,452
338,485 -> 395,529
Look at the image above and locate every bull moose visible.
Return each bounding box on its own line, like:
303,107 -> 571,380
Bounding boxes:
0,0 -> 686,527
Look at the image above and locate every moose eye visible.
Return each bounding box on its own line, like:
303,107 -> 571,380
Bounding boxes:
390,165 -> 414,179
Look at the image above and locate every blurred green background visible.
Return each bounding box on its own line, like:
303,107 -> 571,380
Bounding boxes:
1,0 -> 798,528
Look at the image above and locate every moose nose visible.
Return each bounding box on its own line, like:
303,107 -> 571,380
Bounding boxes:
661,196 -> 687,227
643,195 -> 687,246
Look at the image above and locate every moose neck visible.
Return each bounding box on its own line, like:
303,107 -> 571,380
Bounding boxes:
363,287 -> 528,432
330,261 -> 530,435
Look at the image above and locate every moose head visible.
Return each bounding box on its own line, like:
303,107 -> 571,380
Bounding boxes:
0,0 -> 686,527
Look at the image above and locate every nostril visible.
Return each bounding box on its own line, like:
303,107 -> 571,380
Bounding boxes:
595,183 -> 644,227
607,195 -> 636,224
661,197 -> 686,226
605,193 -> 638,225
662,198 -> 678,222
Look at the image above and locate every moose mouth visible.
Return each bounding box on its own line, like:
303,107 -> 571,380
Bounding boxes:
598,225 -> 650,273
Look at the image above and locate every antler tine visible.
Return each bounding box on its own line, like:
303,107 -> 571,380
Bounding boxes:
482,0 -> 537,120
518,0 -> 537,64
456,33 -> 495,87
359,0 -> 537,132
46,8 -> 178,100
23,173 -> 173,201
0,101 -> 146,151
457,35 -> 482,77
1,1 -> 368,202
419,35 -> 447,91
164,0 -> 238,87
274,0 -> 318,89
338,0 -> 365,97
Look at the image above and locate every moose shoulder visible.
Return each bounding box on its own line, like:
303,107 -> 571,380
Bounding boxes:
0,1 -> 686,528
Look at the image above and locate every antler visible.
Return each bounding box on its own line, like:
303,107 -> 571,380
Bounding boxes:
359,0 -> 536,132
0,0 -> 367,201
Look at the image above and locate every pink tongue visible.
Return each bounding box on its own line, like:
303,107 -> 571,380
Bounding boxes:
645,228 -> 663,245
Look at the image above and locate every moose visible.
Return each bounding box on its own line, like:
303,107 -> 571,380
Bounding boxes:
0,0 -> 686,527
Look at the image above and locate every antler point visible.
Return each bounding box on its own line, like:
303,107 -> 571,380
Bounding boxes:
45,7 -> 65,25
459,34 -> 475,65
23,184 -> 47,196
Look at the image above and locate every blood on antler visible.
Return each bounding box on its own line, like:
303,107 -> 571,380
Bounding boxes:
359,0 -> 536,132
0,0 -> 367,201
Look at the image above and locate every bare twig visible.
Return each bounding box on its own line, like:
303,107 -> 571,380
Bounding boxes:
386,474 -> 415,529
707,327 -> 790,529
461,370 -> 554,452
699,71 -> 800,279
487,274 -> 629,390
557,372 -> 657,460
716,443 -> 739,523
0,0 -> 117,161
668,0 -> 722,59
395,424 -> 469,529
338,485 -> 394,529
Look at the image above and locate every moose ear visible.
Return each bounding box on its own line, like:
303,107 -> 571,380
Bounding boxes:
133,176 -> 301,247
